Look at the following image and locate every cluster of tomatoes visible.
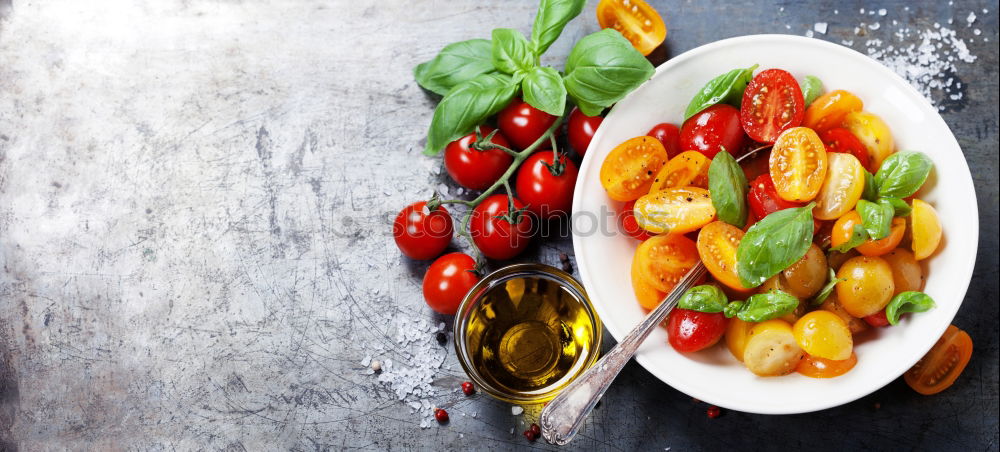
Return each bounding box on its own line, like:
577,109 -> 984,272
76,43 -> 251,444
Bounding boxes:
394,99 -> 604,315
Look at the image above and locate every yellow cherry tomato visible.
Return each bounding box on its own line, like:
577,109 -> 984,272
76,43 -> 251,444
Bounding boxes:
725,317 -> 754,362
781,243 -> 829,299
743,319 -> 804,377
910,199 -> 942,260
649,151 -> 711,193
769,127 -> 828,202
797,352 -> 858,378
843,111 -> 894,169
836,255 -> 895,317
634,186 -> 716,234
596,0 -> 667,56
882,249 -> 924,294
813,152 -> 866,220
819,294 -> 870,335
803,90 -> 864,133
793,310 -> 854,361
600,136 -> 668,202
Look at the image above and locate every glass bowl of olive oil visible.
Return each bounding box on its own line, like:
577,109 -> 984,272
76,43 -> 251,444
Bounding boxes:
454,263 -> 601,404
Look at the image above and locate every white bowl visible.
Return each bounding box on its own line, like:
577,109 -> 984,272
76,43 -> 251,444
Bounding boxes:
571,34 -> 979,414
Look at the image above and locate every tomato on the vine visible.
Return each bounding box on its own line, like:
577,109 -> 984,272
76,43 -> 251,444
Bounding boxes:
667,308 -> 728,353
820,127 -> 872,172
740,69 -> 805,143
422,252 -> 479,315
647,123 -> 682,159
567,107 -> 603,156
680,104 -> 745,159
497,98 -> 559,150
620,200 -> 655,241
444,126 -> 514,190
516,151 -> 579,219
595,0 -> 666,56
470,194 -> 534,260
393,201 -> 454,260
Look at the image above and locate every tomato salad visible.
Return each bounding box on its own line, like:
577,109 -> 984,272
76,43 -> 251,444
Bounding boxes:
601,65 -> 955,380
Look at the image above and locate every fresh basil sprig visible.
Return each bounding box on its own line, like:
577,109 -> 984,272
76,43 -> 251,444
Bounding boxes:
799,75 -> 824,106
563,29 -> 655,116
530,0 -> 585,54
737,290 -> 800,322
684,64 -> 758,120
856,199 -> 894,240
678,285 -> 729,312
708,150 -> 748,228
423,73 -> 519,155
414,39 -> 495,96
874,151 -> 933,198
885,291 -> 936,325
811,267 -> 844,306
736,203 -> 816,288
492,28 -> 536,75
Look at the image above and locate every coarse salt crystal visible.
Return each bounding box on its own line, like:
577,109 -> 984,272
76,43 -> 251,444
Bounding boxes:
967,12 -> 976,25
974,29 -> 981,35
879,8 -> 887,16
805,30 -> 814,38
870,22 -> 881,30
814,22 -> 828,34
512,406 -> 524,415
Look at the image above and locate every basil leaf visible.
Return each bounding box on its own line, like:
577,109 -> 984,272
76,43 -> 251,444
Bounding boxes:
799,75 -> 824,106
492,28 -> 536,75
678,285 -> 729,313
723,301 -> 744,318
522,66 -> 567,116
423,73 -> 519,156
811,267 -> 844,306
831,223 -> 868,253
881,197 -> 912,217
862,169 -> 878,202
683,64 -> 758,120
530,0 -> 585,55
736,290 -> 800,322
563,29 -> 655,116
856,199 -> 893,240
875,151 -> 933,198
708,151 -> 748,228
885,291 -> 936,325
414,39 -> 496,96
736,203 -> 816,288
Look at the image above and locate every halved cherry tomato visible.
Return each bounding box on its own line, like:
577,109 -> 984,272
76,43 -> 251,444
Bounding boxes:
831,211 -> 906,257
600,136 -> 669,201
863,311 -> 890,327
740,69 -> 805,143
725,317 -> 754,362
567,107 -> 603,156
497,98 -> 559,150
667,308 -> 728,353
836,255 -> 895,318
843,111 -> 894,169
647,123 -> 682,159
769,127 -> 828,202
820,127 -> 872,172
803,90 -> 863,133
680,104 -> 745,159
743,319 -> 803,376
905,325 -> 973,395
747,174 -> 803,219
882,249 -> 924,294
697,221 -> 750,292
633,187 -> 716,234
648,151 -> 711,193
796,352 -> 858,378
793,310 -> 853,360
620,200 -> 655,241
631,250 -> 666,309
444,126 -> 514,190
910,199 -> 942,260
813,152 -> 865,220
596,0 -> 666,56
634,233 -> 700,293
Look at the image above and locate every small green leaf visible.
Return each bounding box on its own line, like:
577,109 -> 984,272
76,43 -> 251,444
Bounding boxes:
678,285 -> 729,313
709,151 -> 748,228
683,64 -> 758,120
736,203 -> 816,288
881,197 -> 912,217
811,267 -> 844,306
723,301 -> 744,318
875,151 -> 933,198
831,224 -> 868,253
862,170 -> 878,202
857,199 -> 893,240
530,0 -> 585,55
423,73 -> 519,155
799,75 -> 824,106
522,66 -> 567,116
885,291 -> 936,325
563,29 -> 655,116
737,290 -> 800,322
492,28 -> 536,75
414,39 -> 496,96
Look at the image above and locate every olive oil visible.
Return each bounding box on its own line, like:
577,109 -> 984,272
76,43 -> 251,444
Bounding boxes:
463,274 -> 597,398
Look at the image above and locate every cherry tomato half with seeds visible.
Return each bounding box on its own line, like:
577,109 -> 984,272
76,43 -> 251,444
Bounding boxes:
905,325 -> 973,395
497,98 -> 559,150
470,194 -> 534,260
444,126 -> 514,190
596,0 -> 667,56
769,127 -> 827,202
600,136 -> 669,201
393,201 -> 454,260
620,200 -> 655,241
747,174 -> 804,220
680,104 -> 745,159
515,152 -> 579,219
422,252 -> 479,315
740,69 -> 805,144
667,308 -> 728,353
567,107 -> 603,156
647,123 -> 682,159
820,127 -> 872,172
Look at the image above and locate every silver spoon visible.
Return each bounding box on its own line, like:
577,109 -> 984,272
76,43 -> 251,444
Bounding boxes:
540,145 -> 771,445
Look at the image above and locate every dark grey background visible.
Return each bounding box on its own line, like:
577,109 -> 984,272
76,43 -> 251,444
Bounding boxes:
0,0 -> 996,450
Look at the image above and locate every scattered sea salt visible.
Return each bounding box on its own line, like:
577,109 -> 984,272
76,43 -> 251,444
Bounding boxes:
878,8 -> 887,16
974,29 -> 981,35
805,30 -> 814,38
814,22 -> 828,34
371,317 -> 450,428
512,406 -> 524,415
966,11 -> 976,26
870,22 -> 881,30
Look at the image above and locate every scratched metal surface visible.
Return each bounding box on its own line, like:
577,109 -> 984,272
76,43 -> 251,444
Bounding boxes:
0,0 -> 996,450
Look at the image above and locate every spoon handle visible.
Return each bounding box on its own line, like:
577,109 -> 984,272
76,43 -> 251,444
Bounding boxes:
539,263 -> 707,445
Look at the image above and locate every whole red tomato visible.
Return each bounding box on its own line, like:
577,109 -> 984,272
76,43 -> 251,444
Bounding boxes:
567,107 -> 603,156
820,127 -> 872,172
470,194 -> 534,260
666,308 -> 728,353
515,152 -> 579,219
620,200 -> 655,241
646,123 -> 682,159
444,126 -> 514,190
679,104 -> 745,159
393,201 -> 454,260
422,252 -> 479,315
497,98 -> 559,150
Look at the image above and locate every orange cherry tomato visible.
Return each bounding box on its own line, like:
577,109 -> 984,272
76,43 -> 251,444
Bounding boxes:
596,0 -> 666,56
631,250 -> 666,310
633,186 -> 716,234
725,317 -> 754,362
905,325 -> 973,395
648,151 -> 711,193
697,221 -> 751,293
769,127 -> 828,202
882,249 -> 924,294
802,89 -> 863,133
796,352 -> 858,378
910,199 -> 942,260
831,211 -> 906,257
813,152 -> 865,221
600,136 -> 669,201
634,233 -> 700,293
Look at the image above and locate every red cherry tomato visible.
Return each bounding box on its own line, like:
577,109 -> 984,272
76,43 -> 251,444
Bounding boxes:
393,201 -> 454,260
515,152 -> 579,219
667,308 -> 728,353
470,194 -> 534,259
747,174 -> 804,220
497,98 -> 559,150
679,104 -> 745,159
444,126 -> 514,190
740,69 -> 805,144
647,123 -> 682,159
567,107 -> 603,156
820,127 -> 873,173
422,252 -> 479,315
864,310 -> 891,327
620,200 -> 655,241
